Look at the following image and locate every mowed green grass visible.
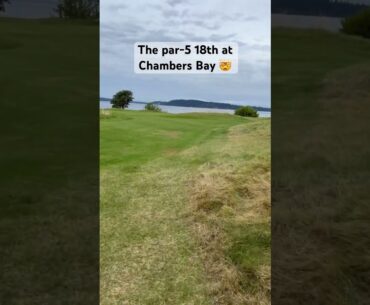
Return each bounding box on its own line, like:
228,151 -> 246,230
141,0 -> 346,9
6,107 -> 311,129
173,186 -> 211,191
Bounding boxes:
100,110 -> 270,305
100,111 -> 247,169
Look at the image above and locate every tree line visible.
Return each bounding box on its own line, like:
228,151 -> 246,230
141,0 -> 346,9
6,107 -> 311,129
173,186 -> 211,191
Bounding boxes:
0,0 -> 99,18
55,0 -> 99,19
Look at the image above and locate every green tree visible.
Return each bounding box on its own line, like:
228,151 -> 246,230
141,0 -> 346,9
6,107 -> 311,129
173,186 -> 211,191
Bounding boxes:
0,0 -> 9,12
56,0 -> 99,19
145,103 -> 162,112
111,90 -> 133,109
235,106 -> 259,118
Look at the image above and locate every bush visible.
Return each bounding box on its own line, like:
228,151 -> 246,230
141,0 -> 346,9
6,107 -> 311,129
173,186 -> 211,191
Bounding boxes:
145,103 -> 162,112
235,106 -> 259,118
341,8 -> 370,39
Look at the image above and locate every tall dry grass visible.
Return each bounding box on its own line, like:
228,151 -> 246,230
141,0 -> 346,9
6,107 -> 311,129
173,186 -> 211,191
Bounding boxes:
187,122 -> 271,305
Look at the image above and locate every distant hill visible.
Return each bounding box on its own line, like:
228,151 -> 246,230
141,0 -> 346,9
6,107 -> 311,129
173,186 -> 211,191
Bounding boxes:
272,0 -> 369,17
152,99 -> 271,112
100,97 -> 271,112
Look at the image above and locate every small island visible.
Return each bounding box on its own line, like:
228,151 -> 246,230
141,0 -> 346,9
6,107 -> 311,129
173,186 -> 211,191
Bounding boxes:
100,98 -> 271,112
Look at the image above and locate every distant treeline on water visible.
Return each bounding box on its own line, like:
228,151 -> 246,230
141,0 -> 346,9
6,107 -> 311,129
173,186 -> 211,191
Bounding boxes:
272,0 -> 369,17
100,98 -> 271,112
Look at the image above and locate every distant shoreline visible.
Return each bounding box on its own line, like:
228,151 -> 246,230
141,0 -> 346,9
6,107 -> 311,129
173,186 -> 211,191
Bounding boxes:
100,98 -> 271,112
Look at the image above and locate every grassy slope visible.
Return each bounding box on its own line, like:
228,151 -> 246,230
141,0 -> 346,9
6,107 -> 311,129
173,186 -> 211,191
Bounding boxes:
273,29 -> 370,304
100,110 -> 270,305
0,18 -> 98,304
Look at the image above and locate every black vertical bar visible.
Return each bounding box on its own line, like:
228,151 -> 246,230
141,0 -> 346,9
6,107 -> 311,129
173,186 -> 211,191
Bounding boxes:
272,3 -> 370,305
0,2 -> 99,304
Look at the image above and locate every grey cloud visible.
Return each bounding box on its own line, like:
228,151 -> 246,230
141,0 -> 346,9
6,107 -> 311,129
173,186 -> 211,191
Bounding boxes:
101,22 -> 146,45
209,33 -> 237,41
141,30 -> 182,42
243,16 -> 259,22
162,9 -> 180,17
249,44 -> 270,52
178,31 -> 208,41
147,4 -> 163,10
179,9 -> 189,17
100,46 -> 124,58
167,0 -> 188,7
177,31 -> 236,42
192,20 -> 221,30
164,18 -> 221,30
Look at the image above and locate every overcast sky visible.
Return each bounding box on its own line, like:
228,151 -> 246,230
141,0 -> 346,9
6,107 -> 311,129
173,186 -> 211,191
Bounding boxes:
101,0 -> 271,107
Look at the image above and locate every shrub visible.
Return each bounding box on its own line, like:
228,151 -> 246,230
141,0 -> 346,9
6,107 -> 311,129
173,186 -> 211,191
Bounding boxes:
235,106 -> 259,117
145,103 -> 162,112
341,8 -> 370,39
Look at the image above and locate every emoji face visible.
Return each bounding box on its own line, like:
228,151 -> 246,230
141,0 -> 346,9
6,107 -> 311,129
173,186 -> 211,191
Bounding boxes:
219,61 -> 232,71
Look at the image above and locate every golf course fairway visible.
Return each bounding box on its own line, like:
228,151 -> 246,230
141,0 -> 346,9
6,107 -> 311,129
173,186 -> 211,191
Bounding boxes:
100,110 -> 271,305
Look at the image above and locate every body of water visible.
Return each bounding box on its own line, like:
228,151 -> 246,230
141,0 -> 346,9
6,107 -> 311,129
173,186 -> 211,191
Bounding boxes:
100,101 -> 271,118
272,14 -> 342,32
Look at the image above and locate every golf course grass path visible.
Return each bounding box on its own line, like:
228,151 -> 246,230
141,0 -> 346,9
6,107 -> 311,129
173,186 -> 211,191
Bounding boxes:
100,110 -> 270,305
